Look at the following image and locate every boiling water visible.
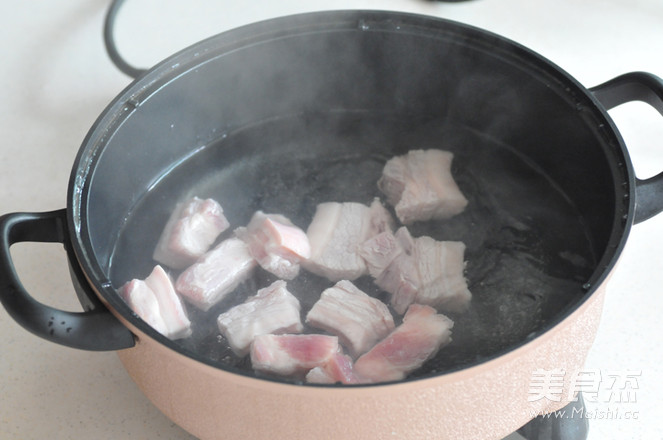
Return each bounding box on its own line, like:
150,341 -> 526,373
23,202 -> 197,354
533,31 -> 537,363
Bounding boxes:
109,112 -> 596,381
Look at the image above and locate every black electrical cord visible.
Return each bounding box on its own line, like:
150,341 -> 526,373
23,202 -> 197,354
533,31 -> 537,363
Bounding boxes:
103,0 -> 146,79
104,0 -> 477,78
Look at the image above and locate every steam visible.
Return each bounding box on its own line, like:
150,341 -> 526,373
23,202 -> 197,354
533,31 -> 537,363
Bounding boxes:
80,12 -> 611,378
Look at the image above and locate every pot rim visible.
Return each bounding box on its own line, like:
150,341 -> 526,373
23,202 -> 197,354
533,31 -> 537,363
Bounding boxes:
65,9 -> 636,387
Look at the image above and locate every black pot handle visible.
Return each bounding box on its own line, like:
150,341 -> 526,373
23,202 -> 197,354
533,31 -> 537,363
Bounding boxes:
0,210 -> 135,351
590,71 -> 663,224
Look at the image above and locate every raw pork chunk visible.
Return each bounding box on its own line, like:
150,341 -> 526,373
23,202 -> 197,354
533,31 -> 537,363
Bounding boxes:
305,350 -> 360,385
359,228 -> 419,315
175,237 -> 256,311
153,197 -> 230,269
359,229 -> 402,278
360,227 -> 471,314
120,265 -> 191,340
120,279 -> 168,336
250,334 -> 339,376
414,235 -> 471,313
378,149 -> 468,224
304,198 -> 393,281
306,280 -> 395,358
354,304 -> 453,383
235,211 -> 310,280
217,280 -> 303,356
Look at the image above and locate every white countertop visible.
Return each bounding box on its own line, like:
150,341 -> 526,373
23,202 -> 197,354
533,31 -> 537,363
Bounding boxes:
1,1 -> 662,439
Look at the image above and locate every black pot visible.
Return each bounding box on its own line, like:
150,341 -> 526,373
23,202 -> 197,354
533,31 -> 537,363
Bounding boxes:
1,10 -> 662,440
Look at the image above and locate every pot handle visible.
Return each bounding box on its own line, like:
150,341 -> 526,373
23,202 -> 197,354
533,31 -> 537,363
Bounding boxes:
590,71 -> 663,224
0,210 -> 135,351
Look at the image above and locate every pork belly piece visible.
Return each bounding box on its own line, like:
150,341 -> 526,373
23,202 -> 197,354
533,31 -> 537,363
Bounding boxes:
304,198 -> 393,281
359,229 -> 418,315
378,149 -> 468,224
306,280 -> 394,358
217,280 -> 303,356
144,265 -> 192,339
366,197 -> 395,238
360,227 -> 471,314
413,236 -> 472,313
250,334 -> 339,377
359,230 -> 401,278
120,279 -> 169,336
235,211 -> 310,280
153,197 -> 230,269
306,350 -> 360,385
175,237 -> 256,311
354,304 -> 453,383
120,265 -> 191,339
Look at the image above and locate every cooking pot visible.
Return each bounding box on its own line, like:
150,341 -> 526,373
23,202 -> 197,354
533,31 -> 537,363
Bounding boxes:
1,10 -> 662,440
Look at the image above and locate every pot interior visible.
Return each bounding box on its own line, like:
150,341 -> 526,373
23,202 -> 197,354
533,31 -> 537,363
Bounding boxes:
73,11 -> 630,383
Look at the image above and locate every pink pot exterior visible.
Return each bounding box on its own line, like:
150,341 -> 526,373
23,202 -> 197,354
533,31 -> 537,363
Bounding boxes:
115,280 -> 607,440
